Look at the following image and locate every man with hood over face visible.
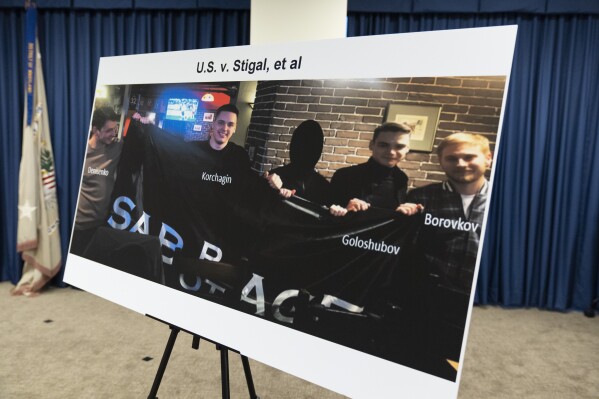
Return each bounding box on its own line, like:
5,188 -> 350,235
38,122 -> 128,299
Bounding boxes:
266,119 -> 331,205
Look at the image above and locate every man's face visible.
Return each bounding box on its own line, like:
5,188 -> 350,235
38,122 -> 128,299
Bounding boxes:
439,143 -> 492,185
369,131 -> 411,168
210,111 -> 237,148
94,120 -> 118,146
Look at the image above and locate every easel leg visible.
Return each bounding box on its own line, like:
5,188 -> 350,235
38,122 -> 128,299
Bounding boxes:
218,345 -> 231,399
192,334 -> 201,349
241,355 -> 259,399
148,326 -> 180,399
145,317 -> 259,398
584,297 -> 599,317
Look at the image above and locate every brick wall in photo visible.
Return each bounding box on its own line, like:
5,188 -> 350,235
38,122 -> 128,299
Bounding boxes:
245,76 -> 505,188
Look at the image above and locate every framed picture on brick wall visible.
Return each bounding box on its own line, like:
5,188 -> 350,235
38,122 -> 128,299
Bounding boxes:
386,103 -> 442,152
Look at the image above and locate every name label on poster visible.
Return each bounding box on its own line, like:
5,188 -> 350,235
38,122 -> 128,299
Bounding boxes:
201,172 -> 232,186
88,166 -> 109,176
342,235 -> 401,255
424,213 -> 480,232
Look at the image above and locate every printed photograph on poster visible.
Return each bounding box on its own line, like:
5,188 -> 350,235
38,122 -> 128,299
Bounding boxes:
71,75 -> 505,382
64,27 -> 517,399
386,103 -> 443,152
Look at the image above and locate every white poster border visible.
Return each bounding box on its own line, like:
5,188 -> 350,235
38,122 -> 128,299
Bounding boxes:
65,25 -> 518,399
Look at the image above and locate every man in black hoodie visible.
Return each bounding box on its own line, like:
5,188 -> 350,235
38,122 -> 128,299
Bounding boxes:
265,119 -> 331,205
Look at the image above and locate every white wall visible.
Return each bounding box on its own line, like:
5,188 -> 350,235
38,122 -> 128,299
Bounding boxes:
250,0 -> 347,45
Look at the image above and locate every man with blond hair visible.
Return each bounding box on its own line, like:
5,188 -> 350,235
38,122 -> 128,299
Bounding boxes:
406,132 -> 492,291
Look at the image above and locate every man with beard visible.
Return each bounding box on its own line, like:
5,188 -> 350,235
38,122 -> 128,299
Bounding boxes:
71,106 -> 122,255
406,132 -> 492,291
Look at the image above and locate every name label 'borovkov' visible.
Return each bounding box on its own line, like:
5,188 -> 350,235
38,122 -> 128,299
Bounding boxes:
424,213 -> 480,233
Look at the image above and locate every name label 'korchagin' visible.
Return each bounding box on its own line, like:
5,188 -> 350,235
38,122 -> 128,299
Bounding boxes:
202,172 -> 231,186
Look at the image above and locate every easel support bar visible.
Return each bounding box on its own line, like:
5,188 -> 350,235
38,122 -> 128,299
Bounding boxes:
148,325 -> 180,399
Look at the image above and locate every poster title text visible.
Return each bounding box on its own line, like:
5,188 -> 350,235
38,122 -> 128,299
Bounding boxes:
196,56 -> 303,75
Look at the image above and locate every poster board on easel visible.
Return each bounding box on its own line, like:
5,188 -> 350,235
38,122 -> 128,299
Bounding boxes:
65,26 -> 517,398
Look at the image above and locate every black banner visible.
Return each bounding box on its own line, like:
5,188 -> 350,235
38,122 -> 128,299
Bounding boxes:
83,121 -> 464,381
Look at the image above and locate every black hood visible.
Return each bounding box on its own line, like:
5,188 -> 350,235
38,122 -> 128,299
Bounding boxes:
289,120 -> 324,171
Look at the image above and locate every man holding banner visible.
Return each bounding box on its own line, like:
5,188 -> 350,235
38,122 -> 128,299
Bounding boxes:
330,122 -> 412,211
14,3 -> 62,296
407,133 -> 492,292
71,107 -> 122,256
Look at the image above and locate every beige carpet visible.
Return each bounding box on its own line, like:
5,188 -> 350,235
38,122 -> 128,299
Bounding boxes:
0,281 -> 597,398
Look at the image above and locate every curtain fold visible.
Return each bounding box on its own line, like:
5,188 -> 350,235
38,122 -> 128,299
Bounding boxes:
0,10 -> 25,283
348,13 -> 599,310
0,8 -> 250,286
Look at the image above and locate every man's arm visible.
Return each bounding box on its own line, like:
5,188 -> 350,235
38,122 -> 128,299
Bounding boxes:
329,168 -> 371,214
264,171 -> 283,190
263,171 -> 296,199
330,169 -> 361,206
346,198 -> 370,212
400,188 -> 426,215
396,203 -> 424,215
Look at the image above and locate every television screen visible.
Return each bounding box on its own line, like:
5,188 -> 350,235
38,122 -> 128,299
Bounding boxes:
165,98 -> 199,121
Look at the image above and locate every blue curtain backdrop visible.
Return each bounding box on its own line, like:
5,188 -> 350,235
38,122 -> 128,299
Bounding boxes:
0,7 -> 250,286
0,9 -> 25,284
348,13 -> 599,311
2,4 -> 598,312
